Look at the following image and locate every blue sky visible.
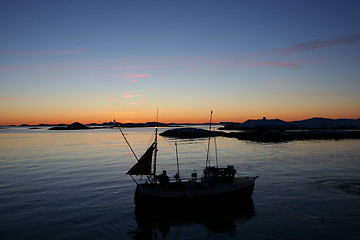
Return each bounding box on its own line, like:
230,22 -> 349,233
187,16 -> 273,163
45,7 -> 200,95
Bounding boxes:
1,0 -> 360,124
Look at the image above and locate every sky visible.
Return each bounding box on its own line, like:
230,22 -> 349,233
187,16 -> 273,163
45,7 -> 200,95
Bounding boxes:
1,0 -> 360,125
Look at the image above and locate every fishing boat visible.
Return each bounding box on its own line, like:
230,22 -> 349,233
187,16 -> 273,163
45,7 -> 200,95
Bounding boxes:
119,112 -> 258,209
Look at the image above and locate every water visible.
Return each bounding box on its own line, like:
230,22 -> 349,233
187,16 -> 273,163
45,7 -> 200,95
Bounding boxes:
0,127 -> 359,239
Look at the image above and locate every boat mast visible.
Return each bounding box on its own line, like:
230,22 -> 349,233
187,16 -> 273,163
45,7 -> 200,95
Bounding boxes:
152,110 -> 159,177
153,127 -> 158,177
214,134 -> 219,168
205,111 -> 213,168
175,142 -> 180,178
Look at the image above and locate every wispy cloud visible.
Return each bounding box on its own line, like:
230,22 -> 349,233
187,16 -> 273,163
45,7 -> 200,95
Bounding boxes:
0,65 -> 165,72
122,94 -> 144,98
0,49 -> 89,55
265,34 -> 360,55
230,61 -> 301,69
64,66 -> 164,71
204,57 -> 316,70
221,34 -> 360,63
126,73 -> 151,82
127,73 -> 151,78
120,93 -> 145,105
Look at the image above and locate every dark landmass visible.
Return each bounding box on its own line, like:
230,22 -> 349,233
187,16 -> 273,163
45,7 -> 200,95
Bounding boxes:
49,122 -> 90,130
161,128 -> 360,142
11,122 -> 210,128
112,122 -> 178,128
161,117 -> 360,142
16,123 -> 66,127
6,117 -> 360,142
47,121 -> 179,130
220,117 -> 360,130
160,127 -> 218,138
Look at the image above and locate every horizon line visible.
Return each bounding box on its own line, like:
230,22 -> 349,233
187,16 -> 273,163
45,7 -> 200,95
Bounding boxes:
2,116 -> 360,127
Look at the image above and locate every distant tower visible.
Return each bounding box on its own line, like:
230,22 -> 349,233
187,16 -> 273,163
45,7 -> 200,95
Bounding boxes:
262,117 -> 266,120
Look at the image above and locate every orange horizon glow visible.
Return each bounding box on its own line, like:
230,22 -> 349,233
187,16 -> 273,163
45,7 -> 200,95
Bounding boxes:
1,110 -> 359,126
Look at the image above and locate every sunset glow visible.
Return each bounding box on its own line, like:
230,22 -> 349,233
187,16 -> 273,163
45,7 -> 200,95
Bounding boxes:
1,1 -> 360,125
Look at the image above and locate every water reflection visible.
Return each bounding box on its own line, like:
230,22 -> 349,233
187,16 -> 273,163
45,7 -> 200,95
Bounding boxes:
311,178 -> 360,196
129,198 -> 254,239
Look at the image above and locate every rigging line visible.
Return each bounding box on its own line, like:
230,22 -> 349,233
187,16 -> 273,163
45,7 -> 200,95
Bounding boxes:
143,128 -> 156,149
175,142 -> 180,177
205,110 -> 213,167
214,134 -> 219,168
217,146 -> 228,166
153,110 -> 159,176
162,138 -> 202,167
129,174 -> 138,185
116,122 -> 138,161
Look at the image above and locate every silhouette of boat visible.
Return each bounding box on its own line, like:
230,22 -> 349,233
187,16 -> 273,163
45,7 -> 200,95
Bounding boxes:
119,112 -> 258,209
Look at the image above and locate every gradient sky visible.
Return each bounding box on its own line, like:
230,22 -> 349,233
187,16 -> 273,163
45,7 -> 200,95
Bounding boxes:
1,0 -> 360,125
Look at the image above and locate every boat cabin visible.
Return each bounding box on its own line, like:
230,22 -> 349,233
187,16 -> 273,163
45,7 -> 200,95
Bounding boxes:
202,165 -> 237,183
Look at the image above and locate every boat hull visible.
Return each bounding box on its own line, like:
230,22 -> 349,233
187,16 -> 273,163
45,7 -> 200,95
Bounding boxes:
134,176 -> 257,209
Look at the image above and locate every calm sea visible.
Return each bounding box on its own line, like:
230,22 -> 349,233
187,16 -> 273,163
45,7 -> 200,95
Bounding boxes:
0,126 -> 359,240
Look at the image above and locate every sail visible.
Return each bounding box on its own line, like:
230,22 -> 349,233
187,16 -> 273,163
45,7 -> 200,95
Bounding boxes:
127,142 -> 156,175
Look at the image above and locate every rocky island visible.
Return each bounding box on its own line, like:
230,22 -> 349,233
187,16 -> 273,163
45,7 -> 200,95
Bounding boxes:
161,117 -> 360,142
49,122 -> 90,130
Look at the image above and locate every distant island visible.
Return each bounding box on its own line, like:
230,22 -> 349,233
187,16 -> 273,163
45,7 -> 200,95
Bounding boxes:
11,117 -> 360,130
47,121 -> 178,130
220,117 -> 360,130
160,117 -> 360,142
160,127 -> 360,142
5,117 -> 360,142
49,122 -> 90,130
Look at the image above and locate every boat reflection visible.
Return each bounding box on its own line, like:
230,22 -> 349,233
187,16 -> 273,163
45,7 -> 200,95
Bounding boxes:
129,198 -> 255,239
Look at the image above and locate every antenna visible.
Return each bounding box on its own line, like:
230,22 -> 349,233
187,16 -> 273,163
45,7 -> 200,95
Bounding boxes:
205,111 -> 213,168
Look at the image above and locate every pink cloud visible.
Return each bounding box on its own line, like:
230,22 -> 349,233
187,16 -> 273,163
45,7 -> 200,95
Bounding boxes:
127,73 -> 151,78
